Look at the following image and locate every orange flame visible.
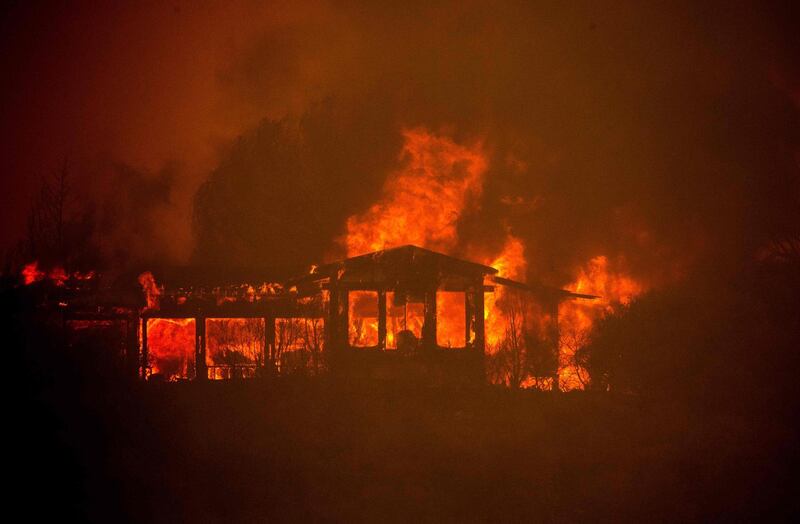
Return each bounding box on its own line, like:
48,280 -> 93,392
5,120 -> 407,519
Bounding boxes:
343,128 -> 500,353
146,318 -> 195,380
345,128 -> 487,257
138,271 -> 161,310
340,127 -> 650,390
483,234 -> 527,349
21,261 -> 76,286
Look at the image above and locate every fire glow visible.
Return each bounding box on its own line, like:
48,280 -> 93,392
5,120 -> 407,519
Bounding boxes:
343,127 -> 644,389
21,261 -> 94,286
104,127 -> 644,388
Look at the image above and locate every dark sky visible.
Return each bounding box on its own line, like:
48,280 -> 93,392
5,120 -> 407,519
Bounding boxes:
1,1 -> 798,284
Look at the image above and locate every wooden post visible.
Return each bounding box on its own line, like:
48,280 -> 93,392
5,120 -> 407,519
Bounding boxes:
126,316 -> 140,379
550,300 -> 560,393
264,316 -> 275,373
326,280 -> 338,353
474,288 -> 485,353
326,274 -> 345,372
474,285 -> 486,383
378,290 -> 387,350
423,289 -> 437,350
141,317 -> 148,380
465,288 -> 476,349
196,316 -> 207,381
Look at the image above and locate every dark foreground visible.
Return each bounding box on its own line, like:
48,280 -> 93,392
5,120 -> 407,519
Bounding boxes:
11,368 -> 798,522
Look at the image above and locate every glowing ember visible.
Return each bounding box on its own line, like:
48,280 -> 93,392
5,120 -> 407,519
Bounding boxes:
22,262 -> 45,285
21,261 -> 79,286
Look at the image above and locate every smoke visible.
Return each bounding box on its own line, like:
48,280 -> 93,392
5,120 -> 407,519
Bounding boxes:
2,1 -> 798,285
89,162 -> 193,267
191,1 -> 799,288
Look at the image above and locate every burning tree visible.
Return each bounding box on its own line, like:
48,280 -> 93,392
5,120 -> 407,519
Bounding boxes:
486,289 -> 555,389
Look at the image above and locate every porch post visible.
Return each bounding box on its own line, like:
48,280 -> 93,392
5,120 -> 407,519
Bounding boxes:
141,317 -> 149,380
423,289 -> 437,350
264,316 -> 275,373
196,316 -> 207,381
549,300 -> 560,393
378,290 -> 387,350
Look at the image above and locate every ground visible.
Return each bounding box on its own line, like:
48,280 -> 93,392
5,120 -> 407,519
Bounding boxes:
14,373 -> 796,522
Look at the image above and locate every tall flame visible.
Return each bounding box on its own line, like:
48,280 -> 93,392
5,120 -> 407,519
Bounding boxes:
484,235 -> 527,348
345,128 -> 486,256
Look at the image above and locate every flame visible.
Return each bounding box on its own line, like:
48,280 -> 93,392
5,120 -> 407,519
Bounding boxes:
345,128 -> 486,256
343,127 -> 495,352
348,290 -> 379,347
138,271 -> 162,310
483,234 -> 528,349
340,127 -> 648,391
436,291 -> 467,348
21,261 -> 80,286
128,127 -> 646,389
146,318 -> 195,380
386,291 -> 425,349
22,262 -> 45,285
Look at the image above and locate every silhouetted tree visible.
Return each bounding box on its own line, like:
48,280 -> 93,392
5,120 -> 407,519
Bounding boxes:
301,317 -> 325,374
578,256 -> 800,411
26,161 -> 73,265
559,321 -> 591,390
273,318 -> 301,373
487,291 -> 554,389
21,160 -> 96,270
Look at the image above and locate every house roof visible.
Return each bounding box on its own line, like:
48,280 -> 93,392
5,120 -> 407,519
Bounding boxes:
291,245 -> 598,301
322,244 -> 497,277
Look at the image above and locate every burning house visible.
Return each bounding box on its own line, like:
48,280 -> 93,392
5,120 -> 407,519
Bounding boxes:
30,245 -> 595,387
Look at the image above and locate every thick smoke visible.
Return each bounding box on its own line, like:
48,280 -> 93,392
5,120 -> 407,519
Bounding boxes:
192,1 -> 799,287
2,2 -> 797,286
91,162 -> 193,268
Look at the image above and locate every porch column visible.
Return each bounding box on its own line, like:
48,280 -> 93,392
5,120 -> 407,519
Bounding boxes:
126,316 -> 140,379
141,317 -> 149,380
474,287 -> 485,353
474,286 -> 486,383
264,316 -> 275,373
549,300 -> 560,393
422,289 -> 437,350
378,290 -> 387,350
195,316 -> 207,381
